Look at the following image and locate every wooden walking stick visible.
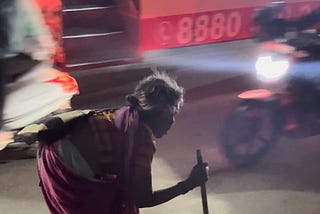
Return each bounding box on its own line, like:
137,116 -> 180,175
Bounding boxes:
197,149 -> 209,214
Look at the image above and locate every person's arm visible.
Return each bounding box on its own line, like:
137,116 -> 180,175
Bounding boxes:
292,8 -> 320,31
127,124 -> 208,208
18,0 -> 54,61
18,0 -> 48,37
131,162 -> 208,208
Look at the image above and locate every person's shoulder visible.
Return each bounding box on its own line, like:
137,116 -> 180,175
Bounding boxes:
90,109 -> 118,130
94,109 -> 117,121
0,0 -> 15,11
15,0 -> 29,9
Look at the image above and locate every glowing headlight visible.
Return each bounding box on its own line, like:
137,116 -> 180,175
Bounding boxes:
255,55 -> 289,82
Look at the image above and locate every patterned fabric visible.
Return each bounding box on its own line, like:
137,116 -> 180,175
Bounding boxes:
20,106 -> 155,214
38,142 -> 122,214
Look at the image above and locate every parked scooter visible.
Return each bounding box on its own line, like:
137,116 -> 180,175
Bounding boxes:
0,61 -> 78,150
221,29 -> 320,166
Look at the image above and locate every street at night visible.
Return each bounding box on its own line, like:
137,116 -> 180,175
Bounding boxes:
1,38 -> 320,213
2,0 -> 320,213
1,91 -> 320,214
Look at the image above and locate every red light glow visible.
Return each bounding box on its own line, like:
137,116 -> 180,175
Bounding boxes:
46,73 -> 79,94
238,89 -> 273,99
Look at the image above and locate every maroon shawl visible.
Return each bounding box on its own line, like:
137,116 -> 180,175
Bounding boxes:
37,106 -> 140,214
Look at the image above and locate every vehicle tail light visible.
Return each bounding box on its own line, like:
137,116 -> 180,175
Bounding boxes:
46,72 -> 79,94
238,89 -> 273,99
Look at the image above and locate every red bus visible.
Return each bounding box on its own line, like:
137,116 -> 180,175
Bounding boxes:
34,0 -> 320,71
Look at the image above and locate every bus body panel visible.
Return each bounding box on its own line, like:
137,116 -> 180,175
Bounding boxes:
139,0 -> 320,51
33,0 -> 320,68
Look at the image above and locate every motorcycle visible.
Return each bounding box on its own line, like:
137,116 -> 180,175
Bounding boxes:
221,29 -> 320,166
0,61 -> 79,151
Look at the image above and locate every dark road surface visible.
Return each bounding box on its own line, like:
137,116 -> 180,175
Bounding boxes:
1,39 -> 320,213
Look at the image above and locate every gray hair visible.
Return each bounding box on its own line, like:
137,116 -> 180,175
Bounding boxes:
127,71 -> 184,112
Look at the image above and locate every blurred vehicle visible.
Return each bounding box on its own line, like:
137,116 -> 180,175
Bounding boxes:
221,29 -> 320,166
0,61 -> 78,150
33,0 -> 320,71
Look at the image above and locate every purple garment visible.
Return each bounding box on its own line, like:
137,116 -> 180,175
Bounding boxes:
37,106 -> 140,214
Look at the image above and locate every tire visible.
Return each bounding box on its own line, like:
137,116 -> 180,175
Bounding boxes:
222,100 -> 281,167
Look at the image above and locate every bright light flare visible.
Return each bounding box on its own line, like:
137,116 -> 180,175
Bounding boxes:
255,56 -> 289,82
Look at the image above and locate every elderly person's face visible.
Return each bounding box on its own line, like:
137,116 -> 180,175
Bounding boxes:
143,106 -> 178,138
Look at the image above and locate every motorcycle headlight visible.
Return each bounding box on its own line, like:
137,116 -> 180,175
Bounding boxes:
255,55 -> 289,82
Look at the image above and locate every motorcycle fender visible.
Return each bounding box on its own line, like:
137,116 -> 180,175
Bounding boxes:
237,89 -> 274,100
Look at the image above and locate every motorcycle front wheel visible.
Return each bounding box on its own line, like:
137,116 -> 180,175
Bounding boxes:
221,100 -> 281,167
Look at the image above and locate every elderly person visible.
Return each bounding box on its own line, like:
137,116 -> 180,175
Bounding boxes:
21,72 -> 208,214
